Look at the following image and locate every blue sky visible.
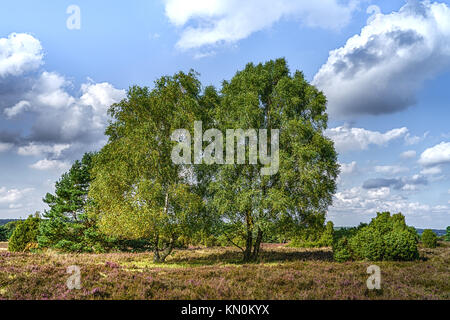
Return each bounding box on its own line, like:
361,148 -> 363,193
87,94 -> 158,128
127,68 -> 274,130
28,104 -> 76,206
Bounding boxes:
0,0 -> 449,228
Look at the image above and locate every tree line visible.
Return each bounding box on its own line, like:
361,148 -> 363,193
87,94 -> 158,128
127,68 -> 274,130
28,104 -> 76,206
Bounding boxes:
3,58 -> 448,262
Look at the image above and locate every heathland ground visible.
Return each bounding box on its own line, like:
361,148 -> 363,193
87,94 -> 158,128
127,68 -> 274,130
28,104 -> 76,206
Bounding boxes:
0,242 -> 448,300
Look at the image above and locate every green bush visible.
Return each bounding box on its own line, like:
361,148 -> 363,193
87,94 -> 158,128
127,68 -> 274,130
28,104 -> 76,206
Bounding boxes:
0,225 -> 8,241
384,229 -> 421,261
289,221 -> 335,248
421,229 -> 438,248
8,215 -> 41,252
445,226 -> 450,242
333,237 -> 352,262
333,212 -> 419,262
0,221 -> 20,241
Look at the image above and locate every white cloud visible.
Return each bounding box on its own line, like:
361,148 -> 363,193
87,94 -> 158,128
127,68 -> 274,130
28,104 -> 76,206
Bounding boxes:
165,0 -> 358,50
29,159 -> 71,171
419,142 -> 450,167
17,143 -> 70,157
405,131 -> 429,145
313,1 -> 450,118
420,166 -> 442,175
0,33 -> 43,77
0,32 -> 126,149
329,185 -> 449,228
362,174 -> 428,190
0,187 -> 33,205
3,71 -> 125,145
402,184 -> 419,192
340,161 -> 358,174
401,150 -> 417,159
325,125 -> 408,153
367,187 -> 390,199
4,100 -> 31,118
374,165 -> 409,175
0,142 -> 13,152
79,81 -> 127,129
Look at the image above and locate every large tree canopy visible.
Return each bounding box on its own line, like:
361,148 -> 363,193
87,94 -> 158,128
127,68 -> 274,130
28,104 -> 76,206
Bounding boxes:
88,59 -> 339,262
89,71 -> 211,262
208,58 -> 339,261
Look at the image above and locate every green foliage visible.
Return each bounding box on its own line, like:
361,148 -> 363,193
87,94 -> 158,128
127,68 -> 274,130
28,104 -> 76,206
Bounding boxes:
333,212 -> 419,262
333,225 -> 364,242
421,229 -> 438,248
333,237 -> 352,262
0,221 -> 18,241
89,72 -> 209,262
320,221 -> 335,246
0,225 -> 7,241
289,221 -> 334,248
445,226 -> 450,242
1,221 -> 20,241
33,60 -> 338,261
207,59 -> 339,261
8,215 -> 41,252
38,152 -> 115,253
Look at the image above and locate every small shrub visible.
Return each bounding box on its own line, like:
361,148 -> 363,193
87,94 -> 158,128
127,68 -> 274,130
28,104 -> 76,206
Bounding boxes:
383,230 -> 420,261
333,212 -> 419,262
8,215 -> 41,252
445,226 -> 450,242
332,237 -> 352,262
421,229 -> 438,248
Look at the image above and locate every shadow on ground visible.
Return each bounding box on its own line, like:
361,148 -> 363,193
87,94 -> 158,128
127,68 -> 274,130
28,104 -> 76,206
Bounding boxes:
165,245 -> 334,266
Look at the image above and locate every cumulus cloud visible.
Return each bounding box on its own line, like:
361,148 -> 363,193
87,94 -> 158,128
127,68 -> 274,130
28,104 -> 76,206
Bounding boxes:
363,178 -> 400,189
325,125 -> 408,153
329,185 -> 448,228
374,165 -> 409,175
0,33 -> 43,77
418,141 -> 450,175
0,187 -> 34,208
419,142 -> 450,167
420,166 -> 442,175
367,186 -> 390,199
4,100 -> 31,118
340,161 -> 358,175
0,142 -> 13,152
362,174 -> 428,190
313,1 -> 450,118
0,33 -> 126,159
0,32 -> 127,215
29,159 -> 71,171
17,143 -> 70,158
165,0 -> 358,50
401,150 -> 417,159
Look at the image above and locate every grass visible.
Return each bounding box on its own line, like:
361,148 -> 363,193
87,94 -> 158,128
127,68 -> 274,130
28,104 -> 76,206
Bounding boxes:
0,242 -> 448,300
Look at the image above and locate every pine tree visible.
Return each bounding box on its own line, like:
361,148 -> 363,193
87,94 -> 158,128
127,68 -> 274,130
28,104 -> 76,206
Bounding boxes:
38,152 -> 106,252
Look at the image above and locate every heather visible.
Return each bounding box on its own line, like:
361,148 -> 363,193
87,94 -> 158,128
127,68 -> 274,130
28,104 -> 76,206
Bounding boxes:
0,243 -> 448,300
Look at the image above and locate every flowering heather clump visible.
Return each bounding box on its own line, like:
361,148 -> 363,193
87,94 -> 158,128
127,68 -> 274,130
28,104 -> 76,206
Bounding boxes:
0,243 -> 448,300
105,261 -> 120,269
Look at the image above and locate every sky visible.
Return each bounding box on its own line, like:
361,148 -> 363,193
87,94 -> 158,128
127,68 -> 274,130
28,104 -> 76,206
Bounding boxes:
0,0 -> 449,228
